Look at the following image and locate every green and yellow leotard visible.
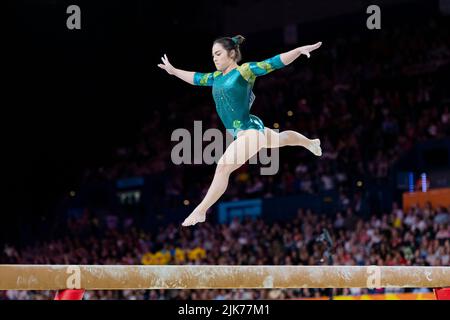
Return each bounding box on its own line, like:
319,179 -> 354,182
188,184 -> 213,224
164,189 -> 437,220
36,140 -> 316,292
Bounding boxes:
193,54 -> 286,139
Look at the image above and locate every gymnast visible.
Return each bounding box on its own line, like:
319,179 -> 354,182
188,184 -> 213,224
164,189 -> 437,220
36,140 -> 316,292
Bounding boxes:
158,35 -> 322,226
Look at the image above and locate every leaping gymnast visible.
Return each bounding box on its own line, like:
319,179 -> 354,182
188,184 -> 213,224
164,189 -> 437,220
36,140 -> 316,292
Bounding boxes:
158,35 -> 322,226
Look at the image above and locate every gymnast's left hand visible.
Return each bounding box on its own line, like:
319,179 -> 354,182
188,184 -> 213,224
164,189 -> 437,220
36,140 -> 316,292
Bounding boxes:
299,42 -> 322,58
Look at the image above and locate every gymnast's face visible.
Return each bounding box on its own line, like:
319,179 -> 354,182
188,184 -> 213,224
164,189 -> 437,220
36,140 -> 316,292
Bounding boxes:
212,43 -> 236,71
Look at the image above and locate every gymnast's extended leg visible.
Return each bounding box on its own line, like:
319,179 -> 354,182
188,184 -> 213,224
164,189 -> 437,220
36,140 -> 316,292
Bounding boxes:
182,129 -> 266,226
264,127 -> 322,156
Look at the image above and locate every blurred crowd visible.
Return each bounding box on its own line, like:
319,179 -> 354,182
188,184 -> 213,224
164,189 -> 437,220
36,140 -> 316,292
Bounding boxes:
2,202 -> 449,300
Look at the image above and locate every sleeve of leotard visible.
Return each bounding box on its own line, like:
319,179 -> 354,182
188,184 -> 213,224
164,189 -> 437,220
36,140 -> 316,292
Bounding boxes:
238,54 -> 286,82
193,72 -> 215,86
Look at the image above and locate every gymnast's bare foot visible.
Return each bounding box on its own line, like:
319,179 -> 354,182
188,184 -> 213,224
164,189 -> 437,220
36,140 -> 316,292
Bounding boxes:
307,139 -> 322,156
181,207 -> 207,227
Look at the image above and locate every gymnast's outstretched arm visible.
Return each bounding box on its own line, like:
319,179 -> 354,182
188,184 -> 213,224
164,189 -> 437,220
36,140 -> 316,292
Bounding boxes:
279,41 -> 322,65
238,41 -> 322,82
157,54 -> 199,85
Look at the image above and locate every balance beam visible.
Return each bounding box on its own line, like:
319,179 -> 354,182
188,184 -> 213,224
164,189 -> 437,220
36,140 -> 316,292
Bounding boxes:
1,265 -> 449,290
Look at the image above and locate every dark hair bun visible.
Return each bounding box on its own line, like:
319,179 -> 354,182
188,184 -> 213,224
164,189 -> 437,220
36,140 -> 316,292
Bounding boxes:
233,35 -> 245,46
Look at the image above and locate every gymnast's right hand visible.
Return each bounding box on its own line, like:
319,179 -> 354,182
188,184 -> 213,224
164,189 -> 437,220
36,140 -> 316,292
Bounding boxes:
158,54 -> 176,75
